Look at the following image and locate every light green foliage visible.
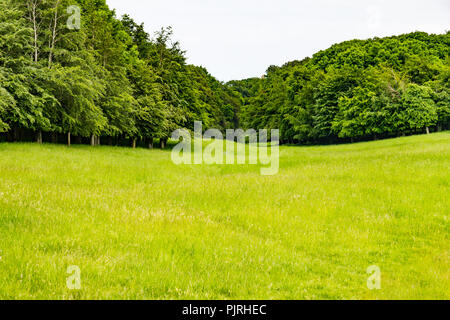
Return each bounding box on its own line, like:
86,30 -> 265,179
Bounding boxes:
402,84 -> 437,131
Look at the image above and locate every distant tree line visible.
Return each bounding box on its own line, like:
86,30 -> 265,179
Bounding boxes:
231,32 -> 449,144
0,0 -> 448,147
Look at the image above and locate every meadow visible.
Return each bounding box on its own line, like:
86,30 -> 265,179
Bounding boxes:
0,132 -> 448,299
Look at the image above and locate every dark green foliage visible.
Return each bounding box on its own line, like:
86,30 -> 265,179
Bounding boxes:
0,0 -> 240,145
0,0 -> 448,146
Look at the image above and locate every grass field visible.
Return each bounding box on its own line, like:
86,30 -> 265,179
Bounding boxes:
0,133 -> 449,300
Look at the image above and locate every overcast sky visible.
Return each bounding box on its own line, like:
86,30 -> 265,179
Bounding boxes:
106,0 -> 449,82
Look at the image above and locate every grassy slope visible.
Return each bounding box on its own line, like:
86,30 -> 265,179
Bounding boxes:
0,133 -> 448,299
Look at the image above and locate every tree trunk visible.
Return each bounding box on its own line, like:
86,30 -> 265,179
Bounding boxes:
48,0 -> 61,69
96,136 -> 101,146
132,138 -> 137,149
67,131 -> 71,147
160,138 -> 166,149
148,137 -> 154,149
27,0 -> 40,64
13,127 -> 19,142
36,130 -> 42,144
91,135 -> 95,146
426,127 -> 430,135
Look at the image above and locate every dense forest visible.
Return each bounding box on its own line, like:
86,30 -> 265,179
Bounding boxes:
0,0 -> 241,147
233,32 -> 450,144
0,0 -> 448,147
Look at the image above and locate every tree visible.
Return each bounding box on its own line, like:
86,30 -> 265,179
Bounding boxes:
429,59 -> 450,131
46,65 -> 106,144
402,84 -> 438,134
0,80 -> 15,132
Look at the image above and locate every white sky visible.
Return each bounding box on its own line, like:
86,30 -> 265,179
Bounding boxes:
105,0 -> 449,82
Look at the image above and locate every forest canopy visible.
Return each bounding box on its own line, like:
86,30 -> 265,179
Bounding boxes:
0,0 -> 448,146
0,0 -> 241,147
232,32 -> 449,144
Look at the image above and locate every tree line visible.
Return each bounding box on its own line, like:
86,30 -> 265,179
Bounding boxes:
0,0 -> 241,147
0,0 -> 448,148
232,32 -> 449,144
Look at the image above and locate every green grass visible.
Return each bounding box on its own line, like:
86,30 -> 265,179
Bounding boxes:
0,132 -> 449,300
